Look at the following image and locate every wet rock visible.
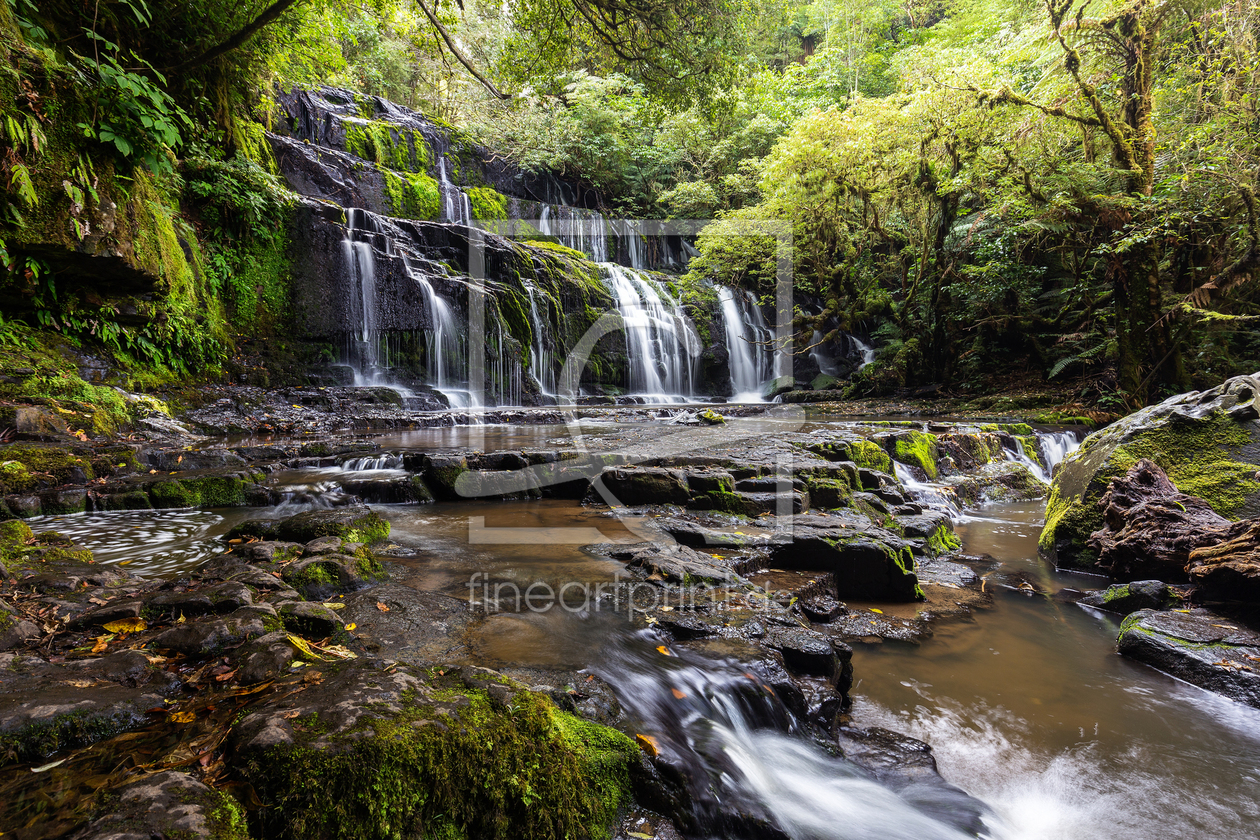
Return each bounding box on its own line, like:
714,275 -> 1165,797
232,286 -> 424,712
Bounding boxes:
769,517 -> 922,601
656,612 -> 720,640
1187,520 -> 1260,600
71,770 -> 246,840
835,726 -> 989,837
1117,608 -> 1260,708
760,626 -> 848,684
67,598 -> 144,630
279,601 -> 343,636
228,504 -> 390,544
0,658 -> 163,765
303,535 -> 344,555
149,581 -> 254,617
0,610 -> 39,650
1042,371 -> 1260,569
281,552 -> 383,599
1086,459 -> 1230,578
657,518 -> 754,549
601,542 -> 737,584
340,583 -> 473,663
231,540 -> 303,563
151,612 -> 266,655
600,467 -> 691,506
237,631 -> 297,685
1079,580 -> 1178,615
762,375 -> 795,401
800,595 -> 845,622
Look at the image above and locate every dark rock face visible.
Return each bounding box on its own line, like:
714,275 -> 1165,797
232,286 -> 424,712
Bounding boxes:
229,504 -> 390,545
1188,520 -> 1260,600
769,515 -> 922,601
1087,459 -> 1232,579
1118,608 -> 1260,708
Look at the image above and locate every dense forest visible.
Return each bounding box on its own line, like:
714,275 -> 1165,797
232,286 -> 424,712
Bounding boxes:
2,0 -> 1259,416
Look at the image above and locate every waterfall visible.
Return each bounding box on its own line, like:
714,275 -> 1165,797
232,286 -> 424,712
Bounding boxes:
538,204 -> 609,262
1038,430 -> 1080,475
524,282 -> 557,399
851,335 -> 876,371
438,158 -> 472,225
893,461 -> 961,515
810,331 -> 842,378
408,263 -> 472,408
718,286 -> 772,402
602,264 -> 699,402
595,633 -> 986,840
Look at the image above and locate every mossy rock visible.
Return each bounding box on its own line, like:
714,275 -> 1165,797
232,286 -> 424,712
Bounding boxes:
1042,374 -> 1260,569
234,663 -> 636,840
0,444 -> 93,486
230,505 -> 391,545
0,519 -> 34,563
886,431 -> 939,479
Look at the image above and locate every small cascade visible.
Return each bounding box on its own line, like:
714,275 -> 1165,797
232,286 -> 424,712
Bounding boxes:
343,209 -> 379,380
1038,430 -> 1080,475
595,633 -> 985,840
893,461 -> 961,516
271,481 -> 353,515
718,286 -> 773,401
850,335 -> 876,371
538,204 -> 609,262
487,319 -> 524,407
612,218 -> 649,270
438,158 -> 472,225
810,330 -> 842,378
341,454 -> 404,472
602,264 -> 700,402
523,282 -> 557,398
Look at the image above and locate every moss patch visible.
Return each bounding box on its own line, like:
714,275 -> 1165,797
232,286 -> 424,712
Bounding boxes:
889,432 -> 938,479
243,687 -> 635,840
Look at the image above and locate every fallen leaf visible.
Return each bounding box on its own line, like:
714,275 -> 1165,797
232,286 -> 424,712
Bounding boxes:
321,602 -> 345,611
117,560 -> 132,566
31,758 -> 67,773
169,711 -> 196,724
376,601 -> 390,612
91,636 -> 109,654
287,634 -> 328,661
344,622 -> 356,631
634,734 -> 659,756
671,688 -> 687,700
103,617 -> 147,634
656,645 -> 672,656
659,605 -> 674,612
869,608 -> 883,614
214,670 -> 238,682
88,597 -> 107,606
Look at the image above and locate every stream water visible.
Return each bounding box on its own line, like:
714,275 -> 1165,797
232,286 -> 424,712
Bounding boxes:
24,423 -> 1260,839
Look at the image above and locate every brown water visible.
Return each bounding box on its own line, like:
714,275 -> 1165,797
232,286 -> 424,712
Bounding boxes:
851,502 -> 1260,840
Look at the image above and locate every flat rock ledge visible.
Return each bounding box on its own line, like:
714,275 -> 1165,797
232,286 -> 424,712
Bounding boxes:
1118,608 -> 1260,708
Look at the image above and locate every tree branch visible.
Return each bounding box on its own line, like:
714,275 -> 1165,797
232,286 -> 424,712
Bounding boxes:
415,0 -> 511,100
165,0 -> 302,74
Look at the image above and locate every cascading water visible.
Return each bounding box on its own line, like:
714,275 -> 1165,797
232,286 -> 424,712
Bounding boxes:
602,264 -> 700,402
595,633 -> 988,840
538,204 -> 609,262
811,330 -> 842,378
1038,431 -> 1079,476
438,158 -> 472,225
524,282 -> 557,399
851,335 -> 876,371
343,209 -> 379,382
408,264 -> 472,408
719,286 -> 773,401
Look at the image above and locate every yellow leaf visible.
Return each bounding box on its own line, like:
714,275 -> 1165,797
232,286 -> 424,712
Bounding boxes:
656,645 -> 672,656
635,733 -> 659,756
869,608 -> 883,614
345,623 -> 357,631
376,601 -> 390,613
287,634 -> 328,661
117,560 -> 132,566
169,711 -> 195,724
321,602 -> 345,611
103,618 -> 146,634
91,636 -> 109,654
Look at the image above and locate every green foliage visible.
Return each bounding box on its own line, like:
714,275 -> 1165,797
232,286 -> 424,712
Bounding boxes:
467,186 -> 507,220
381,167 -> 441,220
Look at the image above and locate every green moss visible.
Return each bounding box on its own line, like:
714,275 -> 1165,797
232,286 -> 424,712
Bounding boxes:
148,479 -> 199,509
806,477 -> 850,509
1102,584 -> 1131,604
0,444 -> 93,485
1041,411 -> 1260,565
467,187 -> 507,221
0,518 -> 34,562
0,460 -> 34,494
381,168 -> 441,220
925,523 -> 961,556
890,432 -> 939,479
243,685 -> 634,840
0,708 -> 142,767
849,439 -> 893,473
524,240 -> 589,260
999,423 -> 1035,436
206,789 -> 253,840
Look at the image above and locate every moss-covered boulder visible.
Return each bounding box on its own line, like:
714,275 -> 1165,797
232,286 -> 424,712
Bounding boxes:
231,660 -> 638,840
75,771 -> 251,840
1042,373 -> 1260,569
229,505 -> 391,545
883,431 -> 939,479
1118,608 -> 1260,708
768,515 -> 923,600
0,444 -> 93,489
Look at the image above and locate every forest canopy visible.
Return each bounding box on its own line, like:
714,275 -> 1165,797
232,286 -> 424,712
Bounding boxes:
1,0 -> 1258,408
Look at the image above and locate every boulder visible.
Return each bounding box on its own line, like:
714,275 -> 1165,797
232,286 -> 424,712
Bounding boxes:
72,771 -> 247,840
1086,459 -> 1232,578
1041,372 -> 1260,568
1078,580 -> 1178,615
599,467 -> 691,506
228,504 -> 390,544
769,516 -> 922,601
1118,608 -> 1260,708
761,375 -> 795,401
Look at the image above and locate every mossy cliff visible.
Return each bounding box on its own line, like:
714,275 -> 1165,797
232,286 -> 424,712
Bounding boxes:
1041,373 -> 1260,570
